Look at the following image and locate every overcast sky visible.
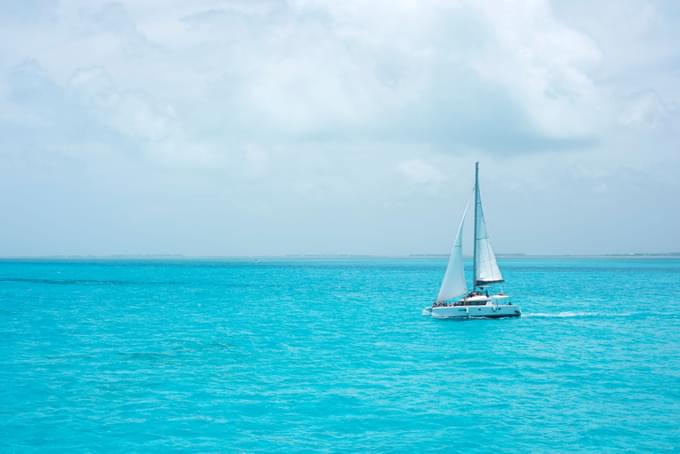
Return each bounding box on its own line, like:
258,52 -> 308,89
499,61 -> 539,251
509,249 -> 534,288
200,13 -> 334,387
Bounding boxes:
1,0 -> 679,256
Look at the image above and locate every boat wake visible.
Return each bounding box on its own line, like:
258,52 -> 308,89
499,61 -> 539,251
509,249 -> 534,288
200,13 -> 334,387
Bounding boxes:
526,311 -> 635,318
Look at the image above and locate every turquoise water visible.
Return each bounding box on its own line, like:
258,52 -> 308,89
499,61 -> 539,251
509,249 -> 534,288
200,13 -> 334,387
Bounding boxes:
2,257 -> 679,452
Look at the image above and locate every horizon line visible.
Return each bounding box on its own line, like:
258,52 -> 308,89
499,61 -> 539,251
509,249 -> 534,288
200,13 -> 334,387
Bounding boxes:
1,252 -> 679,260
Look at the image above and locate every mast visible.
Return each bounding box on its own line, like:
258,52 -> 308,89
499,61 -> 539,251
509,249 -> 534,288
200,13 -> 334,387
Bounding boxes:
472,161 -> 479,291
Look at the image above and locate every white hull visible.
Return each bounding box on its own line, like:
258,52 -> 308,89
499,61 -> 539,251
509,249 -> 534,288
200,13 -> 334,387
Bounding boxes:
424,303 -> 521,319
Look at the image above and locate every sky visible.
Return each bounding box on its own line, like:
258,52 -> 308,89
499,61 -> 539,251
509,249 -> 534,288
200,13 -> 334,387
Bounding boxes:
1,0 -> 679,256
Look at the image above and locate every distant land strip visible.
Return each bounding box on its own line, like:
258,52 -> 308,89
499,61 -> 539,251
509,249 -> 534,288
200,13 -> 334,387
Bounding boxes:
1,252 -> 680,260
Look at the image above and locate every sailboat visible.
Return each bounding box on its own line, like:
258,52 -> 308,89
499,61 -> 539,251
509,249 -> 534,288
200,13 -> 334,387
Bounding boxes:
423,162 -> 521,319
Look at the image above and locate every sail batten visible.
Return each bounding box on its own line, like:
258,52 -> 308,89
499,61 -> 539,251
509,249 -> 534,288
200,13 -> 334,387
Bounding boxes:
436,203 -> 468,302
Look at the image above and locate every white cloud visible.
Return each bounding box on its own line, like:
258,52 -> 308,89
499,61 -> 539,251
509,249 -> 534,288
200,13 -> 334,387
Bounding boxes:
0,0 -> 679,255
70,66 -> 175,142
619,91 -> 672,127
397,159 -> 446,189
471,1 -> 604,137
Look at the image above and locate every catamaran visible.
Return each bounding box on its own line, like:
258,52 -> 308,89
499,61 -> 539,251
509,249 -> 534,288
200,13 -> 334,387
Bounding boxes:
424,162 -> 520,319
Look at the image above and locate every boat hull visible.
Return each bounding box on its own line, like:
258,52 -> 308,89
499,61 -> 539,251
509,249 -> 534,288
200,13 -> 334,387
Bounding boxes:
425,304 -> 521,319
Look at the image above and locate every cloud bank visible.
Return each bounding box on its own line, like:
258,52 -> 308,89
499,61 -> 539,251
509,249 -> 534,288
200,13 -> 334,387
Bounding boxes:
0,0 -> 678,255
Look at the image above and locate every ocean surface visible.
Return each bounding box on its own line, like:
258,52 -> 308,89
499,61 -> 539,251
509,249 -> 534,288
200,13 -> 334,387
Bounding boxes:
1,257 -> 679,452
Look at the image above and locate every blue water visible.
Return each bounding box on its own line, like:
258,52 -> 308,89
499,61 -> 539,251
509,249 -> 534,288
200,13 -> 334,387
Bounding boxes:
1,258 -> 679,452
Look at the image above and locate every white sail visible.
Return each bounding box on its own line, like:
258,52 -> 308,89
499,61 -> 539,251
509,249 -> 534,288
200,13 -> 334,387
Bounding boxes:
474,186 -> 503,285
437,204 -> 468,302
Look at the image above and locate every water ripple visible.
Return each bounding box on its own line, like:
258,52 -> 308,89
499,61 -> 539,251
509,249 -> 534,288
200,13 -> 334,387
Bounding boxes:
1,257 -> 679,452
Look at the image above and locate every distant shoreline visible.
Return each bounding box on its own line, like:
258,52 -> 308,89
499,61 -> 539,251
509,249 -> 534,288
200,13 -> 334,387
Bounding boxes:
1,253 -> 679,260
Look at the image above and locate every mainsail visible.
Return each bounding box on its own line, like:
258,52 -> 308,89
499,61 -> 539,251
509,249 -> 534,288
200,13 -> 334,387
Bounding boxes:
473,163 -> 503,286
436,204 -> 468,302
